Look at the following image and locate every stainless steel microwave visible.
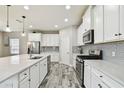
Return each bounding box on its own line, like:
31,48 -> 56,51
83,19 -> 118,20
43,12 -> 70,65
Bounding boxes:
83,29 -> 94,44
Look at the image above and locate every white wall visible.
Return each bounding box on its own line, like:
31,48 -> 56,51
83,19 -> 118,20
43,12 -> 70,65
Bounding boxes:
0,32 -> 3,57
2,32 -> 28,57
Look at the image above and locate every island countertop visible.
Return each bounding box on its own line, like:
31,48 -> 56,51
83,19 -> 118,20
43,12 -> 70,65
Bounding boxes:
0,54 -> 50,83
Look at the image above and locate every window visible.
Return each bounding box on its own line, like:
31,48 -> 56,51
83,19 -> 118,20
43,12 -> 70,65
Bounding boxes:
10,38 -> 19,55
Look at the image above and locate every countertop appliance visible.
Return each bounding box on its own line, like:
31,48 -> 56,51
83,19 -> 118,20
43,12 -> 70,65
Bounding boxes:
83,29 -> 94,44
75,49 -> 103,87
27,41 -> 40,54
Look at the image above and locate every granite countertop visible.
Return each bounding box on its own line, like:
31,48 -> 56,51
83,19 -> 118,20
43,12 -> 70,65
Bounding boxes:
84,60 -> 124,87
0,54 -> 49,83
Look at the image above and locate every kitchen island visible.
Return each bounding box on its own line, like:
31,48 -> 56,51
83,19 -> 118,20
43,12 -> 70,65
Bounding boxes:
0,54 -> 50,88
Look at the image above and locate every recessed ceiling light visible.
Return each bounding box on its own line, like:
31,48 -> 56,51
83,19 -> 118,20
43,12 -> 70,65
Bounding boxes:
29,25 -> 32,28
54,25 -> 58,28
64,18 -> 69,22
24,6 -> 29,10
65,5 -> 71,10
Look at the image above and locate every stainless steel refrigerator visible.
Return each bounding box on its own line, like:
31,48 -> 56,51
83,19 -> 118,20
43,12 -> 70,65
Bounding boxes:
27,41 -> 40,54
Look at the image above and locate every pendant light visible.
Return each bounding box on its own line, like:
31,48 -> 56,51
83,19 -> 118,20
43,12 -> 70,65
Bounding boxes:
6,5 -> 11,32
21,16 -> 26,36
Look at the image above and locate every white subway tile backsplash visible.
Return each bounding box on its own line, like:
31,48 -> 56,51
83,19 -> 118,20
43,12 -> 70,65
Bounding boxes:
79,42 -> 124,63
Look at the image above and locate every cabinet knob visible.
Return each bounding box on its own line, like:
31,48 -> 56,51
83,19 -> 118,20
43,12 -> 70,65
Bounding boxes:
100,75 -> 103,78
44,64 -> 46,66
119,33 -> 122,36
24,73 -> 27,75
115,34 -> 118,36
98,84 -> 102,88
28,79 -> 31,81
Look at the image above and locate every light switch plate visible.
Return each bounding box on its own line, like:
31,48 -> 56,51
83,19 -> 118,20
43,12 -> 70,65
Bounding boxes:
112,51 -> 116,57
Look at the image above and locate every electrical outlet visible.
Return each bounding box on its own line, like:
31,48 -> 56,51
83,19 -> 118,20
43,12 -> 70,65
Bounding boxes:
112,51 -> 116,57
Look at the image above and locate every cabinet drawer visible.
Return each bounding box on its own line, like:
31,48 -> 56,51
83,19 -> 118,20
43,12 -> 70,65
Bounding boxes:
101,74 -> 123,88
19,69 -> 29,82
92,68 -> 123,88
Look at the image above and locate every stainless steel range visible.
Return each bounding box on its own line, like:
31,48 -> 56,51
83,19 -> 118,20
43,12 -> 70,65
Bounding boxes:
75,49 -> 103,87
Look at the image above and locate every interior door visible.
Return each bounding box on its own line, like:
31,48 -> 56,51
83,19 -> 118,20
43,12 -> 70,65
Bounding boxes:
60,37 -> 70,65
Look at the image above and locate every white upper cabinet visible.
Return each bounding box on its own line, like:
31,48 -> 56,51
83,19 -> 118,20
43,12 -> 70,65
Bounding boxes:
120,6 -> 124,40
83,6 -> 92,32
77,23 -> 84,46
93,6 -> 104,43
28,33 -> 42,42
104,5 -> 120,42
42,34 -> 59,46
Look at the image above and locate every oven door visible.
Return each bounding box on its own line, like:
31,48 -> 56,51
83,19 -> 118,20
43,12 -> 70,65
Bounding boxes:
76,59 -> 84,87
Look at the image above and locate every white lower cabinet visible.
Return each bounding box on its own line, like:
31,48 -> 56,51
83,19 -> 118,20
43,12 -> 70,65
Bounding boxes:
0,57 -> 48,88
19,77 -> 30,88
84,63 -> 91,88
30,63 -> 40,88
39,58 -> 47,84
0,75 -> 18,88
19,68 -> 30,88
91,69 -> 109,88
84,63 -> 123,88
91,68 -> 123,88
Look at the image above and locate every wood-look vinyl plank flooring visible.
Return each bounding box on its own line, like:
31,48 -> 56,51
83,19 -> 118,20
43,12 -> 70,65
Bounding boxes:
39,62 -> 81,88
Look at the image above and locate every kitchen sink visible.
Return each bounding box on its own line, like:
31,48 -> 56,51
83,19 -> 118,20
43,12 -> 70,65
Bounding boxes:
30,56 -> 43,59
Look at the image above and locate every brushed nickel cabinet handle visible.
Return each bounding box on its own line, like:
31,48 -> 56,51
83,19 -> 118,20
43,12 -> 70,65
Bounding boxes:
100,76 -> 103,78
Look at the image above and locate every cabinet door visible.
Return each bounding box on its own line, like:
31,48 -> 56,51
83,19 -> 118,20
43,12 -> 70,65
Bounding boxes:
39,58 -> 48,84
77,24 -> 84,46
120,5 -> 124,40
94,5 -> 104,43
0,75 -> 18,88
84,63 -> 91,88
30,63 -> 40,88
83,6 -> 92,31
91,71 -> 109,88
28,33 -> 41,42
104,5 -> 119,42
19,78 -> 30,88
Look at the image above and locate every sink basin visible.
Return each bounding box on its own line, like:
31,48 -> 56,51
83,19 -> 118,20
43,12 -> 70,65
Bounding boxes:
30,56 -> 43,59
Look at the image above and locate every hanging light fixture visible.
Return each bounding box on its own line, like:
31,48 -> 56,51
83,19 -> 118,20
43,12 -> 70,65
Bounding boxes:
5,5 -> 11,32
21,16 -> 26,36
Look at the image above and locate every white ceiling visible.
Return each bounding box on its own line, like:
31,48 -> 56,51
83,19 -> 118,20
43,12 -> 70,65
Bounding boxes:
0,5 -> 88,32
